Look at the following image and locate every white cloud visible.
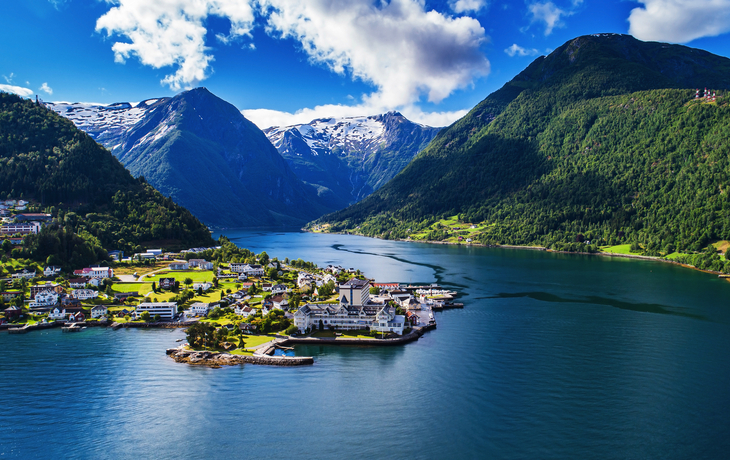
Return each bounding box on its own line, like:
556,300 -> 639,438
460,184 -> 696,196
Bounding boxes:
505,43 -> 539,57
95,0 -> 256,90
450,0 -> 487,13
40,82 -> 53,95
0,84 -> 33,97
528,1 -> 568,36
3,73 -> 14,84
95,0 -> 489,125
260,0 -> 489,108
628,0 -> 730,43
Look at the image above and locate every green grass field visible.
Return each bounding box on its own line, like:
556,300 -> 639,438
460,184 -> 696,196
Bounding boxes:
600,244 -> 634,254
151,270 -> 215,283
311,330 -> 374,339
113,282 -> 152,293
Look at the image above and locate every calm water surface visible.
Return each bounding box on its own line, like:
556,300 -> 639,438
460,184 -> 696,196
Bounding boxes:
2,231 -> 729,459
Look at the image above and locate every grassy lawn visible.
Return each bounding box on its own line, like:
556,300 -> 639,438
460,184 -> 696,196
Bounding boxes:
113,282 -> 152,293
229,349 -> 254,356
600,244 -> 635,254
239,334 -> 278,348
146,291 -> 177,302
664,251 -> 695,260
113,262 -> 172,276
311,330 -> 374,339
152,270 -> 215,283
110,316 -> 143,324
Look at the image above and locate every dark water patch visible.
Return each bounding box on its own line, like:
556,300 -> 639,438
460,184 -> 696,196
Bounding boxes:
329,243 -> 470,289
490,292 -> 705,320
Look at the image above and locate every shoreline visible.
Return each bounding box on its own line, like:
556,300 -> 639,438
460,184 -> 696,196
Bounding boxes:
167,324 -> 436,368
308,230 -> 729,279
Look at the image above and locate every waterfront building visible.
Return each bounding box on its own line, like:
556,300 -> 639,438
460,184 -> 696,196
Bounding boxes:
28,291 -> 58,309
136,302 -> 177,320
189,302 -> 211,317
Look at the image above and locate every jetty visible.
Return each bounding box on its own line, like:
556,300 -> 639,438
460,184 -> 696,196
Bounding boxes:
61,323 -> 84,332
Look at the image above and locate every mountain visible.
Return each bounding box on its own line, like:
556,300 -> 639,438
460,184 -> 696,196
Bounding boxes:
264,112 -> 441,209
0,91 -> 214,266
315,34 -> 730,253
49,88 -> 332,228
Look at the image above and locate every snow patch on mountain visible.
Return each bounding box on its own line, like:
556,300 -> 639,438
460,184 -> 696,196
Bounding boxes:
47,98 -> 167,145
265,114 -> 392,157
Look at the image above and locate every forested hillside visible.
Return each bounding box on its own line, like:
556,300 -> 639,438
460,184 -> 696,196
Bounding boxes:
315,34 -> 730,255
0,92 -> 213,267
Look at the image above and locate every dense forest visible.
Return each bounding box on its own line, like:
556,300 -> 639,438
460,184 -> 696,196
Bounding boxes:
0,92 -> 214,267
316,34 -> 730,258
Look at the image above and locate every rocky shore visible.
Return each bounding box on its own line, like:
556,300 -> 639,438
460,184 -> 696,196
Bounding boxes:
166,347 -> 314,367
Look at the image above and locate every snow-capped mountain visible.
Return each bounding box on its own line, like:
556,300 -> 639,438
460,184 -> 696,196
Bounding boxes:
48,89 -> 332,228
46,98 -> 166,147
264,112 -> 441,208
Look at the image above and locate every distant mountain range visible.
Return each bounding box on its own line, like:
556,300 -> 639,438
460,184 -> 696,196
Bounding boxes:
264,113 -> 440,209
49,88 -> 331,228
316,34 -> 730,253
48,92 -> 437,226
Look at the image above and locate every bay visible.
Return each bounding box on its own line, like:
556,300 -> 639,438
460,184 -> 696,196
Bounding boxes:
1,230 -> 729,459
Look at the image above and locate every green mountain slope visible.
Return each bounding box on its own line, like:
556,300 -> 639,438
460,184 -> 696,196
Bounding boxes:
0,92 -> 214,266
316,34 -> 730,253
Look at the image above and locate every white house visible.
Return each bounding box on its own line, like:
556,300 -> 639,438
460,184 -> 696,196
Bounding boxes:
189,259 -> 214,270
48,307 -> 67,320
91,305 -> 108,318
74,267 -> 114,279
370,306 -> 406,335
229,262 -> 247,273
71,289 -> 98,300
168,262 -> 189,270
68,278 -> 88,289
271,295 -> 289,311
237,273 -> 248,281
243,264 -> 265,277
43,266 -> 62,277
261,283 -> 272,292
28,291 -> 59,309
12,270 -> 36,280
189,302 -> 211,317
271,284 -> 289,295
192,282 -> 213,292
234,304 -> 254,317
297,272 -> 314,288
136,302 -> 177,320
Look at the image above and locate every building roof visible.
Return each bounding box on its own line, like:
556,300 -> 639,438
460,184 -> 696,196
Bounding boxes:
340,278 -> 369,289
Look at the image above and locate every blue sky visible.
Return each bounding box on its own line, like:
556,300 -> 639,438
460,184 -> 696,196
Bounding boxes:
2,0 -> 730,128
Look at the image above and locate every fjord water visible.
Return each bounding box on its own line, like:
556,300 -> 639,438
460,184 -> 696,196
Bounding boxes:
2,232 -> 730,459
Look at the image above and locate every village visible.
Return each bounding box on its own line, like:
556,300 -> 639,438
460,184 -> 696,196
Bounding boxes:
0,199 -> 464,356
0,254 -> 460,350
